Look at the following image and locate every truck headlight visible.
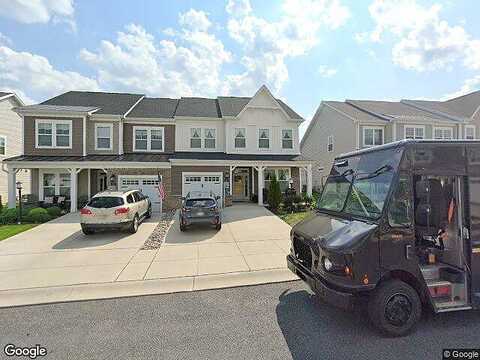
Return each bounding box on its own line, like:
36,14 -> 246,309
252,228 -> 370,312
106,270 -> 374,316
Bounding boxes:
323,257 -> 333,271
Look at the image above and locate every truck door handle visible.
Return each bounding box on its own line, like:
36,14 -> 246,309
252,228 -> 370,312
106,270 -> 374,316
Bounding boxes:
405,245 -> 413,260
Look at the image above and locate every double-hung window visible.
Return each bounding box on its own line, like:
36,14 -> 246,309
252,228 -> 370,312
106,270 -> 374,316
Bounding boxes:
36,120 -> 72,148
41,171 -> 71,200
234,128 -> 246,148
190,128 -> 201,149
204,128 -> 216,149
264,168 -> 291,192
327,135 -> 334,152
0,136 -> 6,156
258,128 -> 270,149
282,129 -> 293,149
465,125 -> 476,140
363,127 -> 383,147
434,127 -> 453,140
95,123 -> 113,150
405,126 -> 424,140
134,127 -> 164,152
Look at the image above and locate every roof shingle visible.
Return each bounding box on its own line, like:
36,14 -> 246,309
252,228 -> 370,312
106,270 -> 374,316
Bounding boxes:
127,98 -> 179,118
41,91 -> 144,115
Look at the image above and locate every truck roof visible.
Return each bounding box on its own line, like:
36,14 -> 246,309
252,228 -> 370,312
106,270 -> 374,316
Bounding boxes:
336,139 -> 480,160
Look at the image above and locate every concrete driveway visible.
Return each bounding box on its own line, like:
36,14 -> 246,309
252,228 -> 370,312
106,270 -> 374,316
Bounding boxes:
0,213 -> 159,291
0,204 -> 296,307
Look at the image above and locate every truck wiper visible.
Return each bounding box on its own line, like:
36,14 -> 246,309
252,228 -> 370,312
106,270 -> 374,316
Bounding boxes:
356,165 -> 392,180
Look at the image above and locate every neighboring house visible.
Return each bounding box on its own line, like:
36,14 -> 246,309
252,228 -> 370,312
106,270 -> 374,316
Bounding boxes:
4,85 -> 313,212
301,90 -> 480,190
0,92 -> 30,203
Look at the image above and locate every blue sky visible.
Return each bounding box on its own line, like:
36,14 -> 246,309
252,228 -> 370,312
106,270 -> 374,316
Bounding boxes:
1,0 -> 480,137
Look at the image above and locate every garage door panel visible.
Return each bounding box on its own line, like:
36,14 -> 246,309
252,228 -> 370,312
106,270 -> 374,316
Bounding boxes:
182,172 -> 223,207
118,176 -> 162,213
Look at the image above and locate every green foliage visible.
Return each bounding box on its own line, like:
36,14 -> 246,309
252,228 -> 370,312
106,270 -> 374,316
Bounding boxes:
27,207 -> 52,223
0,201 -> 3,213
0,208 -> 19,224
47,206 -> 62,218
267,174 -> 282,211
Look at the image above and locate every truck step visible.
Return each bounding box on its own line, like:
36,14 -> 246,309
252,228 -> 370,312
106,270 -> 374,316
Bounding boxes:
420,265 -> 441,281
435,300 -> 471,313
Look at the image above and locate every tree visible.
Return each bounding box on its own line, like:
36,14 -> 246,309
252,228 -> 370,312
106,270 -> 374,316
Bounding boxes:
268,174 -> 282,212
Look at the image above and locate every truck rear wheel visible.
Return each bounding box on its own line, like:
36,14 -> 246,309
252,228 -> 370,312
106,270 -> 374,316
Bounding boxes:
368,280 -> 421,337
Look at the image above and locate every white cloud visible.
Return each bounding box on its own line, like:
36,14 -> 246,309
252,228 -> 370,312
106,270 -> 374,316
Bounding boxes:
80,16 -> 232,97
442,75 -> 480,100
0,32 -> 11,46
361,0 -> 478,72
224,0 -> 350,94
0,45 -> 99,103
317,65 -> 337,78
0,0 -> 75,29
179,9 -> 211,32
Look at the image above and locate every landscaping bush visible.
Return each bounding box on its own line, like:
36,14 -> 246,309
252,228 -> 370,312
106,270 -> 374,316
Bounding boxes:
283,188 -> 296,212
47,206 -> 62,218
0,208 -> 19,224
28,207 -> 52,223
267,175 -> 282,212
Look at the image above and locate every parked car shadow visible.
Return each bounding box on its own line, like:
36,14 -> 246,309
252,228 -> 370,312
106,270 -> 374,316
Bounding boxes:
52,230 -> 131,250
276,286 -> 480,360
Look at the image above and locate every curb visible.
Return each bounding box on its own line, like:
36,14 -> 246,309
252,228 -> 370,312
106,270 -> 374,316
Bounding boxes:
0,268 -> 299,309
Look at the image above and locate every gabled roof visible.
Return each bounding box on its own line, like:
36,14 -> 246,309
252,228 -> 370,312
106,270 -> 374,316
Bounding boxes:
346,100 -> 443,122
0,91 -> 13,98
127,98 -> 179,118
323,101 -> 384,122
217,96 -> 250,117
444,90 -> 480,118
41,91 -> 144,116
175,97 -> 221,118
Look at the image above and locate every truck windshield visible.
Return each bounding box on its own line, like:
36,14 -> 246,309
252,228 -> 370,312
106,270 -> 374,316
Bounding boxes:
317,147 -> 403,220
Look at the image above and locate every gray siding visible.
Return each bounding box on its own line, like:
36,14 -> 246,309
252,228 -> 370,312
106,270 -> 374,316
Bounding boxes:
86,121 -> 119,154
123,123 -> 175,153
0,98 -> 30,202
301,104 -> 356,190
24,115 -> 83,156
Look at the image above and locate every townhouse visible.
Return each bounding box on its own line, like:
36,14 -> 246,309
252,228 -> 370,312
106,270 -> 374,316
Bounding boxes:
301,91 -> 480,189
5,85 -> 313,212
0,92 -> 30,202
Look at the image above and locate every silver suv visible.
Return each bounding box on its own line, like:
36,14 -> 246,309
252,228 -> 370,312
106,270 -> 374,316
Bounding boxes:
80,190 -> 151,235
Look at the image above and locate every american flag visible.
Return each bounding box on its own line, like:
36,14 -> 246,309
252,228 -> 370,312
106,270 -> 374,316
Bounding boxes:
157,174 -> 166,200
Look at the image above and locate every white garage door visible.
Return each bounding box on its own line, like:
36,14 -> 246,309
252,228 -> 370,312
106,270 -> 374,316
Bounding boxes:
182,172 -> 223,207
118,175 -> 162,213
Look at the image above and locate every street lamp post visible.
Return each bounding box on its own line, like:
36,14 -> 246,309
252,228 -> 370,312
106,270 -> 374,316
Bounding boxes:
16,181 -> 22,224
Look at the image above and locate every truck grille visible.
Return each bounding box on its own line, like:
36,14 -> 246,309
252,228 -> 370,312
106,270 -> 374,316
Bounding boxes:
293,235 -> 312,270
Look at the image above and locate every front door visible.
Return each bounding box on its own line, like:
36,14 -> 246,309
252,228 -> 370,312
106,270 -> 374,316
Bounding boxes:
233,172 -> 249,201
98,172 -> 107,192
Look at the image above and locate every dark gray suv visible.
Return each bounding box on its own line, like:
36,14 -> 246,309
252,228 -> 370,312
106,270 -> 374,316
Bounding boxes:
179,191 -> 221,231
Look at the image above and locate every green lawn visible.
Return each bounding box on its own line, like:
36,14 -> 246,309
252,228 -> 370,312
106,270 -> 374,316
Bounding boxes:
0,224 -> 37,241
278,211 -> 312,226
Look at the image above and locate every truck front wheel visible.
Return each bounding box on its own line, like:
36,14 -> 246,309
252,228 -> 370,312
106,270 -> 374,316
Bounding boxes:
368,280 -> 421,337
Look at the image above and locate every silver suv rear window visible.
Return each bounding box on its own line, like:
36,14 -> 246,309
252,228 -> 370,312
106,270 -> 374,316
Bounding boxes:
88,196 -> 124,208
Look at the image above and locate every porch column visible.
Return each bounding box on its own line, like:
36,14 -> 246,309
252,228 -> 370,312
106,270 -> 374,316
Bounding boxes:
229,165 -> 237,197
256,166 -> 265,206
7,167 -> 17,209
69,168 -> 80,212
306,164 -> 313,197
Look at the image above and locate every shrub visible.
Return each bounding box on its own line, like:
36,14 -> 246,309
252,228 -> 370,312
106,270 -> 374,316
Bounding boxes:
283,188 -> 296,212
0,208 -> 19,224
28,207 -> 52,223
47,206 -> 62,218
267,175 -> 282,212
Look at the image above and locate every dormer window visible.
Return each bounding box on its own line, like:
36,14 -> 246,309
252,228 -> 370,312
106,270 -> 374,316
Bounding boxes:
190,128 -> 201,149
205,128 -> 216,149
234,128 -> 246,148
258,128 -> 270,149
282,129 -> 293,149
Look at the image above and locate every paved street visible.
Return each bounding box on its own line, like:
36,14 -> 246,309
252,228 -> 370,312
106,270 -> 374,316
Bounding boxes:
1,281 -> 479,360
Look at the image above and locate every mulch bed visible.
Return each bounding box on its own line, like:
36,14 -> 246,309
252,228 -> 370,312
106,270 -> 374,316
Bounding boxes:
141,210 -> 176,250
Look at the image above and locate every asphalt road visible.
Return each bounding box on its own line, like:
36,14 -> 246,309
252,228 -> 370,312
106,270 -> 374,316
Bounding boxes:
1,281 -> 479,360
